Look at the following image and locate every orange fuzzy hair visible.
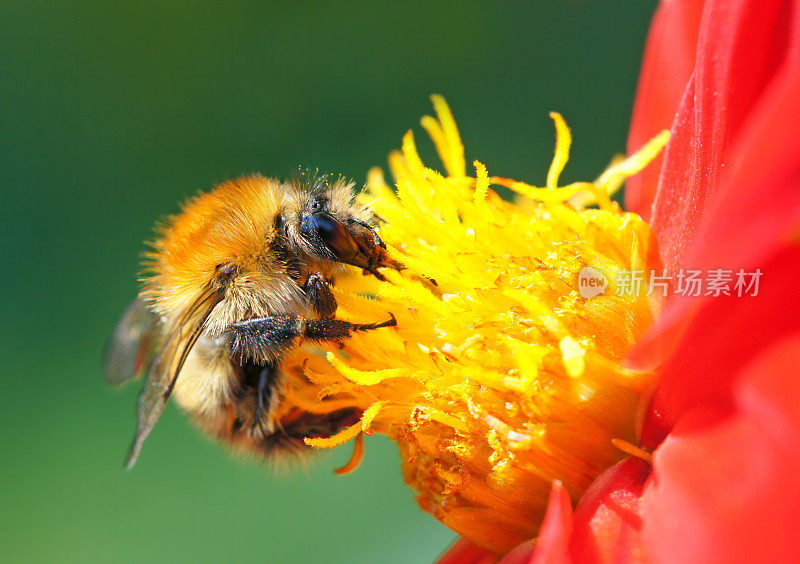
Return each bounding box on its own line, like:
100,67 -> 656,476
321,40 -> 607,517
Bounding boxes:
140,173 -> 366,336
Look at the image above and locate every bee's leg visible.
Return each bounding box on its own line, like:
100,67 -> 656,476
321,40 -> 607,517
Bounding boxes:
230,313 -> 396,359
304,313 -> 396,341
234,357 -> 280,434
229,315 -> 302,364
252,362 -> 277,433
303,273 -> 337,319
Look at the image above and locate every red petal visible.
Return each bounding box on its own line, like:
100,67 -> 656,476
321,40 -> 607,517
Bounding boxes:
626,0 -> 704,218
681,19 -> 800,276
529,481 -> 574,564
640,334 -> 800,563
498,542 -> 536,564
648,0 -> 794,273
437,538 -> 497,564
634,245 -> 800,443
569,457 -> 650,564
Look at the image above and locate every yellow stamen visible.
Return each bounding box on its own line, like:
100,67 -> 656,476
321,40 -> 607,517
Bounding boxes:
596,129 -> 670,190
421,94 -> 466,177
611,438 -> 653,464
304,401 -> 389,448
304,420 -> 362,449
473,160 -> 490,204
490,176 -> 581,201
546,112 -> 571,189
334,432 -> 365,475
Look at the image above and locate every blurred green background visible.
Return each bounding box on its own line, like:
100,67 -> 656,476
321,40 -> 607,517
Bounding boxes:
0,2 -> 656,562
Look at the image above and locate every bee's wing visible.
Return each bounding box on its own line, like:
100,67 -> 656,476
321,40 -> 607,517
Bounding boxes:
124,288 -> 221,469
103,298 -> 164,386
124,353 -> 175,470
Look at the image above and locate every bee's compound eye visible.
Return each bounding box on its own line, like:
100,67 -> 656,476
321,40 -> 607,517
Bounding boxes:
310,213 -> 337,242
301,212 -> 361,261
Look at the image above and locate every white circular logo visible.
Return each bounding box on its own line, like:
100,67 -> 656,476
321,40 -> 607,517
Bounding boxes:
578,266 -> 608,298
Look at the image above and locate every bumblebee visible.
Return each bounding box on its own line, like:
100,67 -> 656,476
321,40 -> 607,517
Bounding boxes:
104,174 -> 399,468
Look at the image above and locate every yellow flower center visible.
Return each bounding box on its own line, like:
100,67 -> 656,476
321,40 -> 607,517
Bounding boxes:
280,97 -> 668,554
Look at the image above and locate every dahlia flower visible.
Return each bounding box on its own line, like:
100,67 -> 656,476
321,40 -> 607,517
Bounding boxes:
279,0 -> 800,561
446,0 -> 800,561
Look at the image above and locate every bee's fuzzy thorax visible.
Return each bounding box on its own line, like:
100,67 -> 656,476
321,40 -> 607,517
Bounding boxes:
143,174 -> 288,313
140,174 -> 368,336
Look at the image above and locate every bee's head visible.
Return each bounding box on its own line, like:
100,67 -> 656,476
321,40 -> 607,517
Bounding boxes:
282,178 -> 402,278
